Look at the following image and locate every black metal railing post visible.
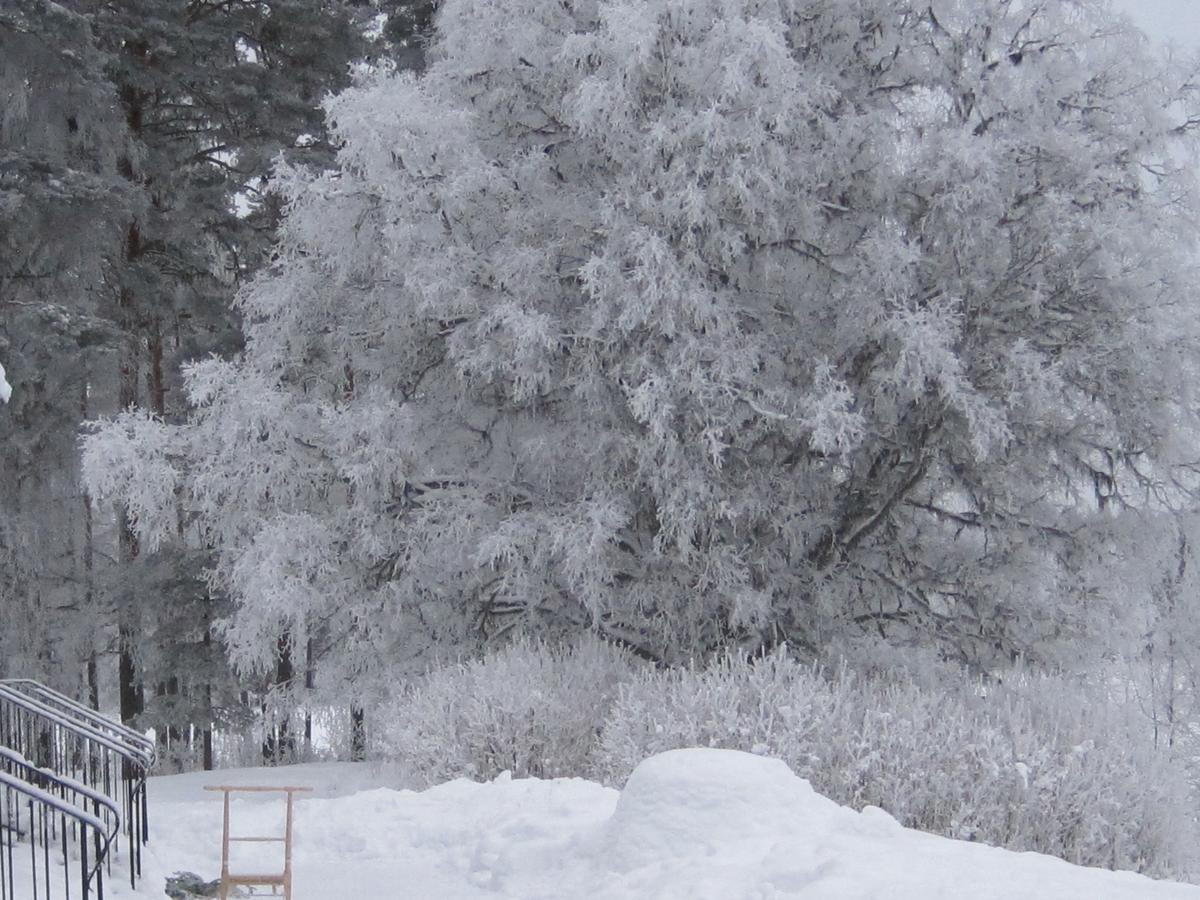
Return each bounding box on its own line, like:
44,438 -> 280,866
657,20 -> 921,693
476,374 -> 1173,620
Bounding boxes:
0,678 -> 154,898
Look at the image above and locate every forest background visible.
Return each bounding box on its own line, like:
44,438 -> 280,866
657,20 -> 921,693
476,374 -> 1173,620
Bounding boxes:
6,0 -> 1200,882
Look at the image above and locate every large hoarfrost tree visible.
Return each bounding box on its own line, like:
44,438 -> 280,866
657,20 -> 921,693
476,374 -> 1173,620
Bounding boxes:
87,0 -> 1200,684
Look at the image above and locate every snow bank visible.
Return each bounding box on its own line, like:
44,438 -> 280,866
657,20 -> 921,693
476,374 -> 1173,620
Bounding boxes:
593,748 -> 1199,899
601,748 -> 849,871
94,750 -> 1200,898
0,361 -> 10,403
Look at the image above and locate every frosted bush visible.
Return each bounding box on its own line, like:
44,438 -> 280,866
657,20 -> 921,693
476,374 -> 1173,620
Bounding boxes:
374,638 -> 1197,879
376,635 -> 640,786
596,651 -> 1198,880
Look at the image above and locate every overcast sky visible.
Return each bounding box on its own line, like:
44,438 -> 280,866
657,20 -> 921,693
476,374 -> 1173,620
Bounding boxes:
1109,0 -> 1200,49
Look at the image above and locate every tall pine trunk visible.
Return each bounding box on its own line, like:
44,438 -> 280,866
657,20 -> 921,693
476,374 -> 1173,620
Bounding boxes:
350,707 -> 366,762
82,381 -> 100,712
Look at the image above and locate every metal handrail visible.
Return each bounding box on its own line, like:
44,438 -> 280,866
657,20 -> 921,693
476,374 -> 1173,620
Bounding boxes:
0,686 -> 155,769
0,747 -> 121,832
0,681 -> 153,889
0,681 -> 155,762
0,769 -> 116,899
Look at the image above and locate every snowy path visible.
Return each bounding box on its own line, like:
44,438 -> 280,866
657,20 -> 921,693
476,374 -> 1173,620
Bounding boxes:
82,750 -> 1200,899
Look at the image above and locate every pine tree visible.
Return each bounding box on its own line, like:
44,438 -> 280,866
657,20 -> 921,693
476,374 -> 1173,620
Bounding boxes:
77,0 -> 364,747
0,0 -> 130,697
2,0 -> 367,758
376,0 -> 438,68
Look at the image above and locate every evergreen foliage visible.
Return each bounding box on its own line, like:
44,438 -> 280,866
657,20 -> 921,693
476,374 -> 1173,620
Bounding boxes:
79,0 -> 364,745
0,0 -> 130,691
2,0 -> 367,749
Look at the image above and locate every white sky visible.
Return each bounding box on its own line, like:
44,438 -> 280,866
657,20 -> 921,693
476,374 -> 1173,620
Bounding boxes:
1109,0 -> 1200,49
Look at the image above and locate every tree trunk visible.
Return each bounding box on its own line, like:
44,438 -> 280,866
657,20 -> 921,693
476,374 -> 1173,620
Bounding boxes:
304,638 -> 314,757
118,618 -> 143,724
116,215 -> 143,726
82,380 -> 100,711
203,680 -> 214,771
263,634 -> 294,765
202,624 -> 215,770
350,707 -> 366,762
148,315 -> 166,416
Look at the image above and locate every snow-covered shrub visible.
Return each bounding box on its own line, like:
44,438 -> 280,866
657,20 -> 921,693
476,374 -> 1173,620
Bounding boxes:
376,635 -> 641,786
596,651 -> 1197,880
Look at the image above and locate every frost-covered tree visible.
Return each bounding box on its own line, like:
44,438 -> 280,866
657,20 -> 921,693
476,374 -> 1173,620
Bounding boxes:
86,0 -> 1200,684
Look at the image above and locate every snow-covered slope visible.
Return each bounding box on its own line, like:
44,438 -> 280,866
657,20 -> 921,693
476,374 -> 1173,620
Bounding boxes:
97,749 -> 1199,898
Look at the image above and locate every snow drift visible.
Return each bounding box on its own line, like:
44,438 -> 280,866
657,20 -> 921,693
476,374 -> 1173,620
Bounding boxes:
92,748 -> 1200,899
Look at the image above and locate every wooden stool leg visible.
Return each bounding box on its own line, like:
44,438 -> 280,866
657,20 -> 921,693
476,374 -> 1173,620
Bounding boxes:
284,791 -> 295,900
219,791 -> 230,900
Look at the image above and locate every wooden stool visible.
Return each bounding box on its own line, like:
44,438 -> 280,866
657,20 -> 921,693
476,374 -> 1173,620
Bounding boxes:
203,785 -> 312,899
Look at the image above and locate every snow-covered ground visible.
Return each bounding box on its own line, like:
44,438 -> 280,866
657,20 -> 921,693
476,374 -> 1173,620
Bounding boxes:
60,749 -> 1200,898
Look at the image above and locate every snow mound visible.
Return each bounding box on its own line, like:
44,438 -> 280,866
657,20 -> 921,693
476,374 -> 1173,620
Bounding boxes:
593,749 -> 1199,900
602,748 -> 846,871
